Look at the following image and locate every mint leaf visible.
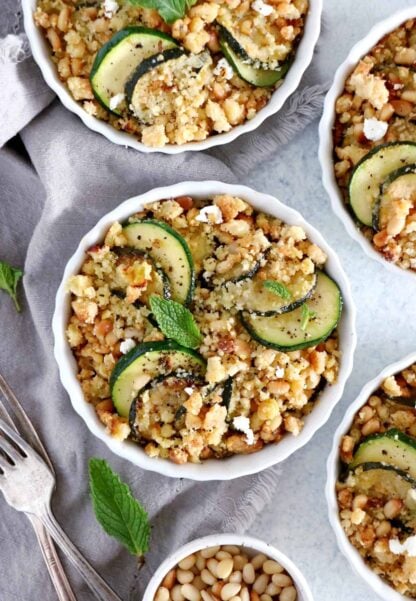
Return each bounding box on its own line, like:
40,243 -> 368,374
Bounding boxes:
128,0 -> 186,23
263,280 -> 291,300
300,304 -> 317,332
89,458 -> 151,556
0,260 -> 23,312
150,295 -> 203,349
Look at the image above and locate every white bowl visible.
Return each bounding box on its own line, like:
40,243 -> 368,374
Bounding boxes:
142,533 -> 313,601
22,0 -> 322,154
326,350 -> 416,601
52,180 -> 356,480
319,7 -> 416,279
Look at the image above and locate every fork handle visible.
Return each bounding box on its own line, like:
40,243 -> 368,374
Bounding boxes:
29,514 -> 78,601
39,509 -> 123,601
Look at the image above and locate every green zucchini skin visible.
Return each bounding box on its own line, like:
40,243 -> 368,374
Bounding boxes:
110,340 -> 206,417
219,33 -> 289,87
240,271 -> 342,351
348,142 -> 416,227
350,429 -> 416,480
372,163 -> 416,231
125,47 -> 186,107
385,395 -> 416,409
122,219 -> 195,305
347,462 -> 416,503
90,27 -> 178,114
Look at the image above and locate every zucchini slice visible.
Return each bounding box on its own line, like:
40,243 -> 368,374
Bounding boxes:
129,371 -> 203,442
222,271 -> 317,316
112,247 -> 171,307
122,220 -> 195,305
126,50 -> 211,124
90,27 -> 178,114
348,462 -> 416,504
385,395 -> 416,409
110,340 -> 206,417
240,271 -> 342,351
372,164 -> 416,231
219,31 -> 289,87
348,142 -> 416,227
350,429 -> 416,480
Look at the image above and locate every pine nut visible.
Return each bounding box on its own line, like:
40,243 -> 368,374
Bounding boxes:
196,555 -> 206,571
201,592 -> 214,601
272,574 -> 292,587
260,595 -> 272,601
376,520 -> 392,537
222,546 -> 240,555
240,587 -> 250,601
266,583 -> 281,596
216,551 -> 233,560
207,559 -> 219,577
155,587 -> 170,601
242,563 -> 255,584
162,569 -> 177,590
250,592 -> 260,601
193,576 -> 205,591
233,556 -> 248,570
262,560 -> 284,575
383,499 -> 403,519
229,572 -> 242,584
217,559 -> 234,579
279,586 -> 297,601
178,570 -> 195,585
179,555 -> 197,570
172,585 -> 185,601
201,569 -> 217,586
352,494 -> 368,510
221,583 -> 242,601
229,597 -> 241,601
253,574 -> 269,595
181,584 -> 201,601
361,418 -> 381,436
201,546 -> 221,558
212,582 -> 224,597
251,554 -> 267,570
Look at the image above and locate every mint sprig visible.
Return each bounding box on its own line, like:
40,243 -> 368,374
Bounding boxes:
89,458 -> 151,556
128,0 -> 197,23
150,295 -> 203,349
300,304 -> 317,332
0,260 -> 23,312
263,280 -> 291,300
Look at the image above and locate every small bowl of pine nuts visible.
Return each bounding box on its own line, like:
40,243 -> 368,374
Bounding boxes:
142,534 -> 313,601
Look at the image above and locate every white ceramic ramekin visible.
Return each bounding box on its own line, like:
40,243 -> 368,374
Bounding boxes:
22,0 -> 322,154
326,350 -> 416,601
142,533 -> 313,601
52,181 -> 356,480
319,7 -> 416,279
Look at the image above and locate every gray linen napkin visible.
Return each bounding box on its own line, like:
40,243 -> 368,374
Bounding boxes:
0,11 -> 326,601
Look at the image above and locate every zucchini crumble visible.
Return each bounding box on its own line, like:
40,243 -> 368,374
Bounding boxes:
66,194 -> 342,464
333,19 -> 416,272
34,0 -> 308,147
337,361 -> 416,597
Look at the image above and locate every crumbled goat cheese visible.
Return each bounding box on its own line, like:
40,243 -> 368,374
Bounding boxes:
102,0 -> 119,18
389,536 -> 416,557
120,338 -> 136,354
349,69 -> 389,110
275,367 -> 285,378
213,58 -> 234,80
109,93 -> 125,111
251,0 -> 273,16
363,118 -> 388,142
233,416 -> 255,445
195,205 -> 223,224
184,387 -> 194,396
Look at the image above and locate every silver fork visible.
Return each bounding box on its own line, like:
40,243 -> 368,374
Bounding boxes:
0,418 -> 123,601
0,375 -> 77,601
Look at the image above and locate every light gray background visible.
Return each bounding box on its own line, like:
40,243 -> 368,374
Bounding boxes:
247,1 -> 416,599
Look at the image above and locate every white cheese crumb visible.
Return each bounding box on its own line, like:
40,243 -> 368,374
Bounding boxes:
275,367 -> 285,378
363,118 -> 388,142
120,338 -> 136,354
233,416 -> 255,445
184,387 -> 194,396
109,93 -> 125,111
213,58 -> 234,80
195,205 -> 223,225
102,0 -> 119,18
389,536 -> 416,557
251,0 -> 273,16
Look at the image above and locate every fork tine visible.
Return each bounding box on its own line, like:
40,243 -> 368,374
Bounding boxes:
0,419 -> 33,457
0,452 -> 12,473
0,433 -> 23,464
